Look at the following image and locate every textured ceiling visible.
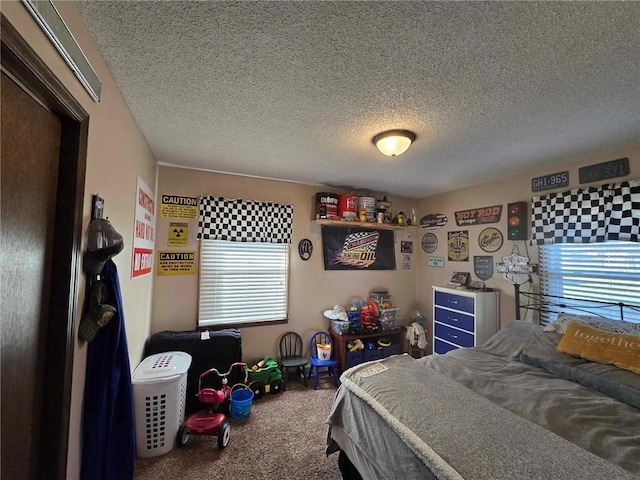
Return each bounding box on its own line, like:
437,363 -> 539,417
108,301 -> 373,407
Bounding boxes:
76,1 -> 639,198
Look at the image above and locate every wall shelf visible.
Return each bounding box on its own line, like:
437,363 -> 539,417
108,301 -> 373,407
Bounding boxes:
314,219 -> 415,230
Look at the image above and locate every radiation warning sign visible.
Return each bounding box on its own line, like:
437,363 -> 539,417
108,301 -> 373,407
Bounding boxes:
160,194 -> 198,219
168,222 -> 189,246
157,251 -> 197,275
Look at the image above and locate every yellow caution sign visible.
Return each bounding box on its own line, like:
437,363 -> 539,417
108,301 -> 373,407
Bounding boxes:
157,251 -> 196,275
160,194 -> 198,219
168,222 -> 189,246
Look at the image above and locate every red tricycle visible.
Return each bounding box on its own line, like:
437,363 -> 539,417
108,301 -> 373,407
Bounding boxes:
176,362 -> 248,449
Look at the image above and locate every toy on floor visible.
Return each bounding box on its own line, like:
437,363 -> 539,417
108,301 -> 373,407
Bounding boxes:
177,362 -> 247,449
246,357 -> 283,399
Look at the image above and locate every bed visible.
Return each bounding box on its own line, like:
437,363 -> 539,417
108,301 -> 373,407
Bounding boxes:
326,297 -> 640,480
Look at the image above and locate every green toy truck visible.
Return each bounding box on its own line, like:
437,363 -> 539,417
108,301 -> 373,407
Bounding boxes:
246,357 -> 283,399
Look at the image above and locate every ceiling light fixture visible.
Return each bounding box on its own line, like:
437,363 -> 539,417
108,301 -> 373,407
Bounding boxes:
372,130 -> 416,157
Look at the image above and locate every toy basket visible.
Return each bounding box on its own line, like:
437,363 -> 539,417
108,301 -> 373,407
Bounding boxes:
229,384 -> 254,419
316,343 -> 332,360
132,351 -> 192,457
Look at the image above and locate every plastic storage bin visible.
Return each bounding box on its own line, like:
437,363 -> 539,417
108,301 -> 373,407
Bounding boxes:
132,351 -> 192,458
331,319 -> 350,335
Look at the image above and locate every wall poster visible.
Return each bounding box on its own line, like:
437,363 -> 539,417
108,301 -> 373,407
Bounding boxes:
447,230 -> 469,262
157,251 -> 197,275
168,222 -> 189,246
454,205 -> 502,226
132,176 -> 155,278
160,194 -> 199,219
322,226 -> 396,270
474,255 -> 494,280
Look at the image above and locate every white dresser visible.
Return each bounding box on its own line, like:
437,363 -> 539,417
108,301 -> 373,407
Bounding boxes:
432,286 -> 500,354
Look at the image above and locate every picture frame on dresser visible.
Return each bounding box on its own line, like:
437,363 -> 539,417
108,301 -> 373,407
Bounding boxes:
432,286 -> 500,354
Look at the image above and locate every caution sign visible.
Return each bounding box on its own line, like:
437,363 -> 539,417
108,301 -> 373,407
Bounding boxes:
157,251 -> 197,275
160,194 -> 198,219
168,222 -> 189,246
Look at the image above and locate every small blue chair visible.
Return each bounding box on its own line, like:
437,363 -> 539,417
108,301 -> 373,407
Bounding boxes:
308,331 -> 339,390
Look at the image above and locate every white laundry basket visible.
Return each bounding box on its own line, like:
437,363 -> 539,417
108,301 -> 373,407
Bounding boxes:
132,351 -> 192,457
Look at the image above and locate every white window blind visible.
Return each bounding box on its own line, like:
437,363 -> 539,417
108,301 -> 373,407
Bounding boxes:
198,240 -> 289,327
539,241 -> 640,324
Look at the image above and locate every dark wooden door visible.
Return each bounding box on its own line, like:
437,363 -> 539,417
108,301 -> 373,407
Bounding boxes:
1,72 -> 62,480
1,15 -> 88,479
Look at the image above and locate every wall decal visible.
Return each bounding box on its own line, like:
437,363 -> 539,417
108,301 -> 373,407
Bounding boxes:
474,255 -> 494,280
447,230 -> 469,262
427,256 -> 445,267
401,241 -> 413,253
321,226 -> 395,270
132,176 -> 155,278
298,238 -> 313,260
454,205 -> 502,226
421,233 -> 438,253
157,251 -> 196,275
168,222 -> 188,246
478,227 -> 504,253
531,171 -> 569,192
419,213 -> 448,229
160,194 -> 198,219
579,157 -> 629,184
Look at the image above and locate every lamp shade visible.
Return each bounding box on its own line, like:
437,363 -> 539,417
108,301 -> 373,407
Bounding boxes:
372,130 -> 416,157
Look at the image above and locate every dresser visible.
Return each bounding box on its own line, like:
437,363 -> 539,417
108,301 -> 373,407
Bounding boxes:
432,286 -> 500,354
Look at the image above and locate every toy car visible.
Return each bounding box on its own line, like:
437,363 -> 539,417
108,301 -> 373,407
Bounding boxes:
247,357 -> 283,399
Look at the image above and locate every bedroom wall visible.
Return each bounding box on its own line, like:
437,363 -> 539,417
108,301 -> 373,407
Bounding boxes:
1,2 -> 157,477
415,144 -> 639,343
152,165 -> 419,361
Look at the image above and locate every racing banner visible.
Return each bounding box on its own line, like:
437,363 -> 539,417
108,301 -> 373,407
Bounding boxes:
321,226 -> 396,270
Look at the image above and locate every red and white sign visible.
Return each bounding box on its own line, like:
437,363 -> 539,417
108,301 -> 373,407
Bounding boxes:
132,177 -> 155,278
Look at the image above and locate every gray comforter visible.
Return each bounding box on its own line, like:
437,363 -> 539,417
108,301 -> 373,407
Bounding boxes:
327,321 -> 640,479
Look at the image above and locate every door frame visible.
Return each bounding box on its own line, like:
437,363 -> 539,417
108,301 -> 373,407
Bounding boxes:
2,14 -> 88,480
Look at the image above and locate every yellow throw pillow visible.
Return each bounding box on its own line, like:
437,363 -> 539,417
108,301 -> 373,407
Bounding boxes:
557,323 -> 640,374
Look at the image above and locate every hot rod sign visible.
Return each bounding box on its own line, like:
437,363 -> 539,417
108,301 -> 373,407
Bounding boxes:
454,205 -> 502,226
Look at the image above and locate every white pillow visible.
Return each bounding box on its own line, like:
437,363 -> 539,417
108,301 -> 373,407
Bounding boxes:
543,313 -> 640,336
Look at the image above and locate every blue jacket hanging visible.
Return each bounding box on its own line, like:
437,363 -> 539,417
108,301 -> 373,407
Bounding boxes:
80,259 -> 135,480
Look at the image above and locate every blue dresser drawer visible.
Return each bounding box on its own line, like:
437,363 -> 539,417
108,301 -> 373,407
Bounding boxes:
363,349 -> 383,362
435,291 -> 474,314
434,322 -> 474,347
434,338 -> 459,354
434,307 -> 475,333
345,349 -> 364,369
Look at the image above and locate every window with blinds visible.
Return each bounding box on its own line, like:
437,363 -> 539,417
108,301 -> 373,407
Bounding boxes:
198,240 -> 289,327
539,241 -> 640,325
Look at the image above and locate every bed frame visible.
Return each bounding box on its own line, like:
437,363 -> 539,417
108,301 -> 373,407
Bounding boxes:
517,290 -> 640,324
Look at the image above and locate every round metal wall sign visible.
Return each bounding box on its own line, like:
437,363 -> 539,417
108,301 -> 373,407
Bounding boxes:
421,233 -> 438,253
478,227 -> 504,253
298,238 -> 313,260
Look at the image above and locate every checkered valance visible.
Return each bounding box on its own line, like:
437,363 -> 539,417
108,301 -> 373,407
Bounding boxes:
531,180 -> 639,245
197,196 -> 293,243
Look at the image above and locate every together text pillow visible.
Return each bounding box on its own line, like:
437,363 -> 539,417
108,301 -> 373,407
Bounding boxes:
557,323 -> 640,374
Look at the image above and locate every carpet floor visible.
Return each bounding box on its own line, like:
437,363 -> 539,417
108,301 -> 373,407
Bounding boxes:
134,375 -> 341,480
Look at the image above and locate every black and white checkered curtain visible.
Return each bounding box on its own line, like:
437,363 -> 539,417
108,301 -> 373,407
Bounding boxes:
197,196 -> 293,243
532,180 -> 639,245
